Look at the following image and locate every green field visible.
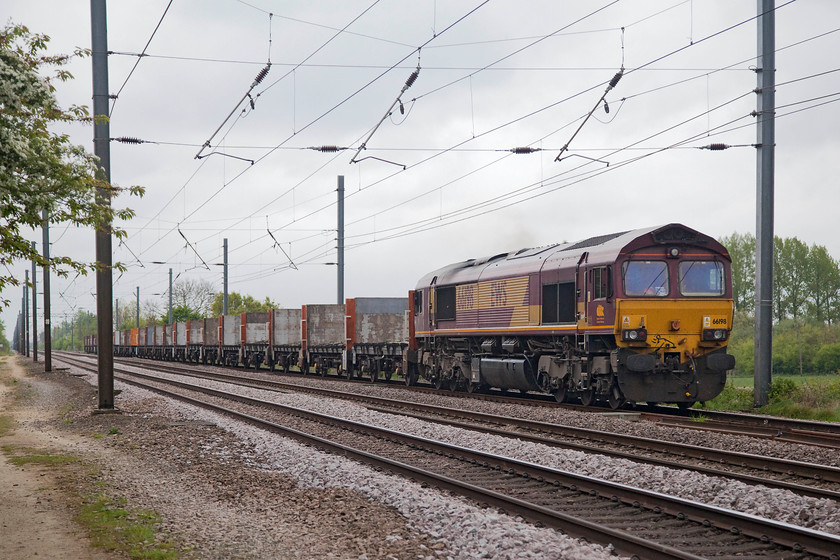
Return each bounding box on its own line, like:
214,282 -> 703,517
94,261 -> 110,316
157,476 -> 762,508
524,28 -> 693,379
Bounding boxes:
702,373 -> 840,422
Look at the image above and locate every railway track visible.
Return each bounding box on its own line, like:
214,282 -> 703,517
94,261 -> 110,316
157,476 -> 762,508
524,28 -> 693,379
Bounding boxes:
55,353 -> 840,559
57,352 -> 840,502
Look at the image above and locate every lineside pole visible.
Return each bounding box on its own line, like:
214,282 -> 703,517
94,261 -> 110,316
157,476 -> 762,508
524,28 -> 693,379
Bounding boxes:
42,210 -> 52,371
337,175 -> 344,304
754,0 -> 775,407
31,242 -> 38,362
91,0 -> 114,409
223,238 -> 229,315
24,270 -> 29,357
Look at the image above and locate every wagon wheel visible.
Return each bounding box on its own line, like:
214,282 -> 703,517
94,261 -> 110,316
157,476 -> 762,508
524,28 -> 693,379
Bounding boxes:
433,375 -> 447,390
369,359 -> 381,383
552,382 -> 568,404
579,387 -> 597,407
383,365 -> 394,382
607,384 -> 625,410
404,368 -> 419,387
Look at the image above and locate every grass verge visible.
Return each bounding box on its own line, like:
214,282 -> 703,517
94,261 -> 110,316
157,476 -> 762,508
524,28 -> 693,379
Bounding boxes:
1,444 -> 180,559
702,375 -> 840,421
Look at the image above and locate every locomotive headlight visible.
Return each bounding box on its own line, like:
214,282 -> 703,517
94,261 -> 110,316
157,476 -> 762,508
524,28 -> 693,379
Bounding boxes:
622,328 -> 647,342
703,329 -> 729,341
668,247 -> 680,258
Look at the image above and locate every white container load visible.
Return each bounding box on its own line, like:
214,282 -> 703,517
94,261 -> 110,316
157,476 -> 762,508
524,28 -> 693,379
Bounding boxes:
203,318 -> 219,346
348,297 -> 409,345
185,319 -> 204,363
187,320 -> 204,345
202,317 -> 220,364
220,315 -> 241,365
222,315 -> 241,346
153,325 -> 165,359
269,308 -> 302,371
272,308 -> 302,345
154,325 -> 165,346
113,330 -> 121,346
345,297 -> 409,381
175,321 -> 187,346
240,312 -> 270,368
302,304 -> 345,375
241,312 -> 270,344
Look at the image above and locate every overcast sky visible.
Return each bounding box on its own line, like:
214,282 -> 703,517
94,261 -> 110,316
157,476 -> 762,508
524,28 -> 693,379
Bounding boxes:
3,0 -> 840,333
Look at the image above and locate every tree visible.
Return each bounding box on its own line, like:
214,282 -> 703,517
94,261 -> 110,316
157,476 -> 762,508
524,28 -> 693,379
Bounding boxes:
806,245 -> 840,325
210,292 -> 277,316
160,304 -> 203,324
171,278 -> 216,317
0,22 -> 142,306
0,319 -> 10,354
718,232 -> 755,313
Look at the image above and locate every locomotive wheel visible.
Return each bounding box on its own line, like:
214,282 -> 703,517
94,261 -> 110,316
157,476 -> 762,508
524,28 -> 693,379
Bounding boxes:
467,382 -> 486,394
579,387 -> 597,406
677,401 -> 695,412
553,384 -> 568,404
607,385 -> 625,410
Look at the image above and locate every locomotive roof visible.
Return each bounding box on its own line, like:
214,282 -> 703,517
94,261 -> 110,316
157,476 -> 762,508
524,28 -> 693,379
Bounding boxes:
416,223 -> 729,288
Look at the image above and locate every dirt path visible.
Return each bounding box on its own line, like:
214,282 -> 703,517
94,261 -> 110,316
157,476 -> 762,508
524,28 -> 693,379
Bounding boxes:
0,356 -> 112,560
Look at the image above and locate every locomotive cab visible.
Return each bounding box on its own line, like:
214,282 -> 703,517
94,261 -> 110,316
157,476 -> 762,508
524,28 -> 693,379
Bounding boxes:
613,244 -> 735,406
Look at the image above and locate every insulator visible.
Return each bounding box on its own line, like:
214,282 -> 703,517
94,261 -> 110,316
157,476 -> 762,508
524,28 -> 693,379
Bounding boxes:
113,137 -> 143,144
311,145 -> 341,152
252,65 -> 270,86
404,69 -> 419,89
511,147 -> 538,154
609,70 -> 623,89
706,143 -> 728,151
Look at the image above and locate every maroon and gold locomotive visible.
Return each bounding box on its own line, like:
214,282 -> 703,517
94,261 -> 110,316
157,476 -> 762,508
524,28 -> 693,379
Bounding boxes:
408,223 -> 735,408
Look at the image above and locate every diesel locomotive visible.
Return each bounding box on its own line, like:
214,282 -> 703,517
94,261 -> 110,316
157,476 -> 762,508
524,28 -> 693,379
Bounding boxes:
92,223 -> 735,408
409,223 -> 735,408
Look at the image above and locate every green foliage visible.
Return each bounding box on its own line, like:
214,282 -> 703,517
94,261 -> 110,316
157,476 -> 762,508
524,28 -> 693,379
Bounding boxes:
0,22 -> 143,306
768,377 -> 798,401
703,384 -> 754,411
50,310 -> 97,351
210,292 -> 278,316
705,375 -> 840,421
720,232 -> 840,376
160,304 -> 202,324
814,343 -> 840,374
77,493 -> 178,559
0,320 -> 10,354
718,232 -> 755,313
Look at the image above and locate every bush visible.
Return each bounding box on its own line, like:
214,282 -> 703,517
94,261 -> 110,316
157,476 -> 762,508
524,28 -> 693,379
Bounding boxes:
814,343 -> 840,373
768,377 -> 798,401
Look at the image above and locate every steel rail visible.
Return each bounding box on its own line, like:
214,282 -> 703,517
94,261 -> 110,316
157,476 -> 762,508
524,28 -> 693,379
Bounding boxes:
59,355 -> 840,559
58,353 -> 840,500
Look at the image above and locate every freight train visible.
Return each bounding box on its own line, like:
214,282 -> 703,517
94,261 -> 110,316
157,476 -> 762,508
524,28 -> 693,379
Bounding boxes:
86,223 -> 735,408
